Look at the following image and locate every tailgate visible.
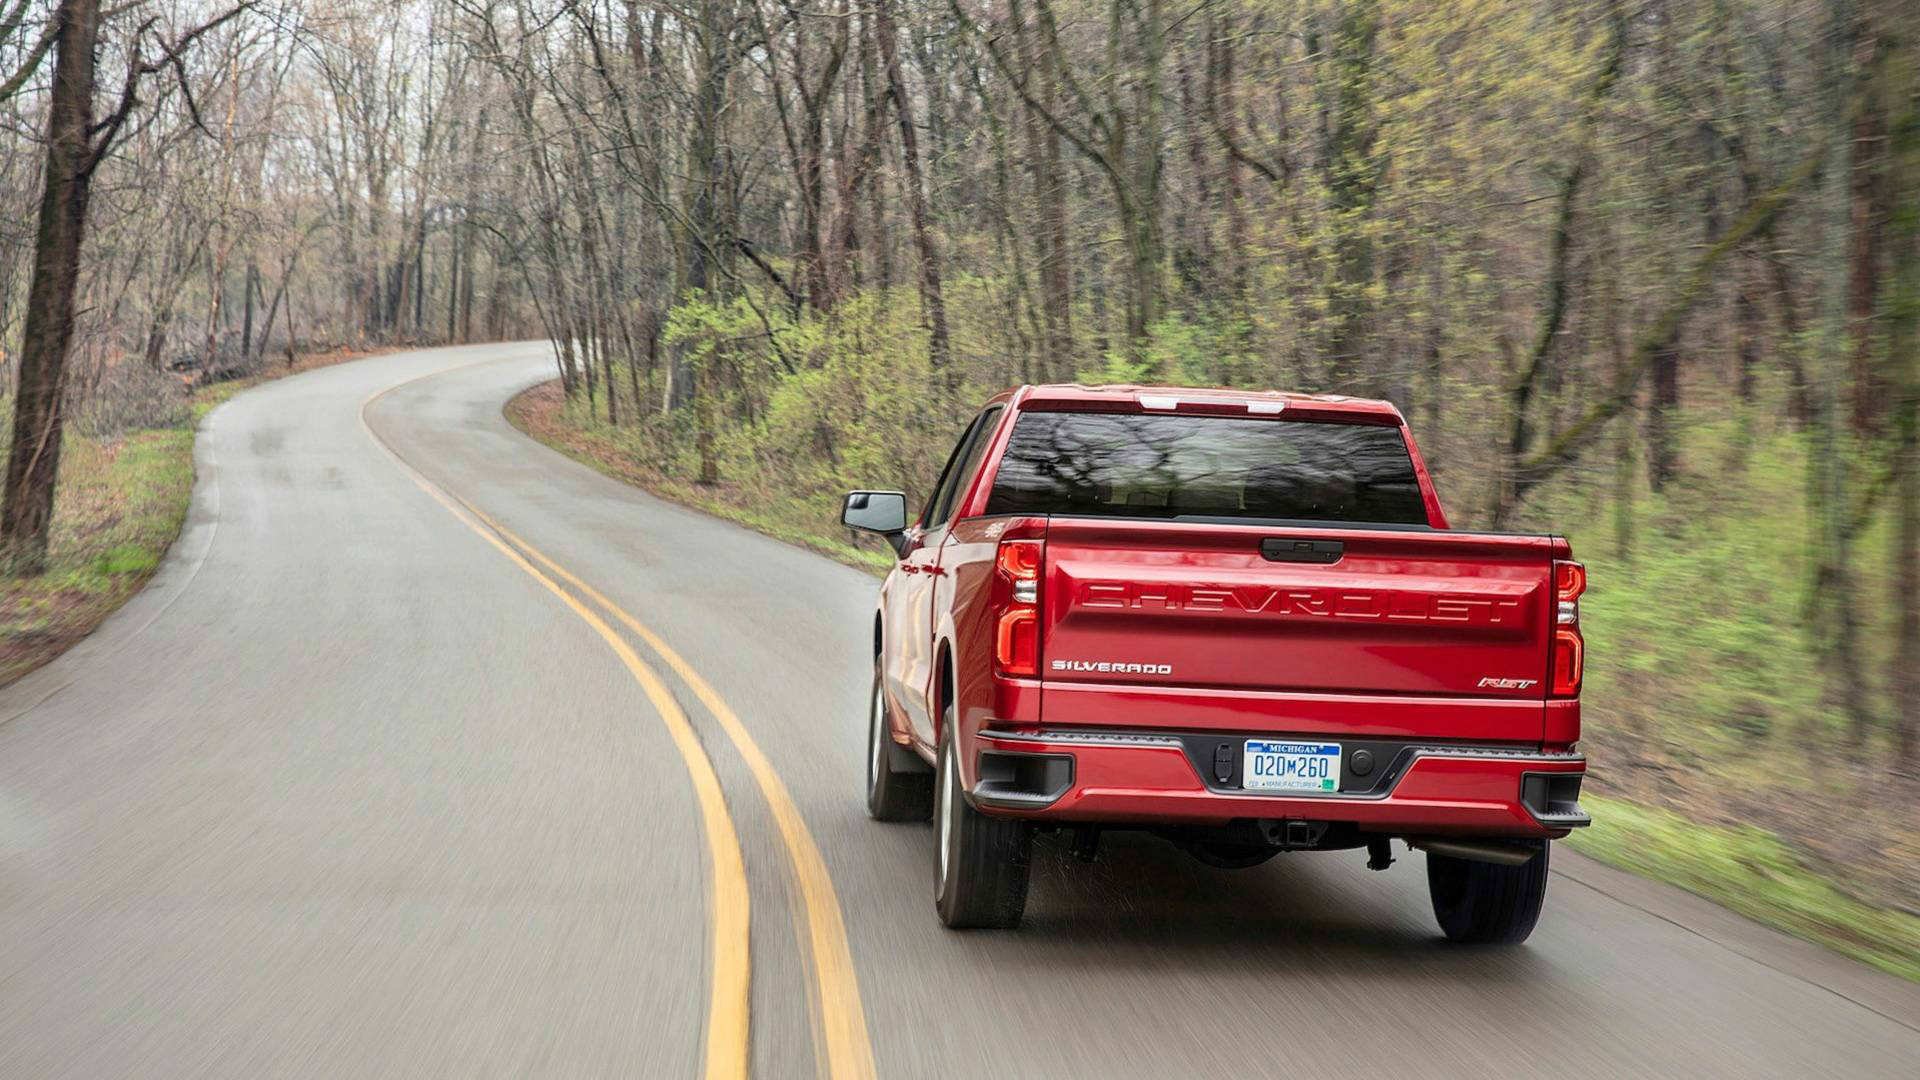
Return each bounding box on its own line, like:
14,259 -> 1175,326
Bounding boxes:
1039,520 -> 1560,734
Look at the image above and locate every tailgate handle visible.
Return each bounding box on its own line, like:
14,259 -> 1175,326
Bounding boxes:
1260,538 -> 1344,564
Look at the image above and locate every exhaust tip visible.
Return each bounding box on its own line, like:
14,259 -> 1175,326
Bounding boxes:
1408,837 -> 1542,866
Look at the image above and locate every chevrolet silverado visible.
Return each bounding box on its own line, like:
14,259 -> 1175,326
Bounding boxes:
842,384 -> 1589,940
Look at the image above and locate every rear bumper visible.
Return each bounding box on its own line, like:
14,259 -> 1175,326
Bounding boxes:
971,731 -> 1587,838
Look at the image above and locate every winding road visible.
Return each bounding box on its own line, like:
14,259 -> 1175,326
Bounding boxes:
2,342 -> 1916,1078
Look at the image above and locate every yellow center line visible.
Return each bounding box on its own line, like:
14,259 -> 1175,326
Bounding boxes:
358,364 -> 750,1080
459,500 -> 878,1080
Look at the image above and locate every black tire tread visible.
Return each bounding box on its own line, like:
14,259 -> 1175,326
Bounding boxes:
867,672 -> 933,822
1427,841 -> 1550,944
935,730 -> 1031,929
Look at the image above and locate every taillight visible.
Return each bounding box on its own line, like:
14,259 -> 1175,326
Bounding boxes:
994,538 -> 1043,676
1551,560 -> 1586,697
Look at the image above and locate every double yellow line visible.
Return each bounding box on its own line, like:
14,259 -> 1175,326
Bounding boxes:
360,361 -> 875,1080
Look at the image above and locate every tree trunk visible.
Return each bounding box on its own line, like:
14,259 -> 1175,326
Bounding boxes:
1807,43 -> 1872,740
447,218 -> 463,343
1770,254 -> 1814,423
965,54 -> 1036,378
1126,0 -> 1166,357
1,0 -> 101,574
484,257 -> 507,341
1646,341 -> 1680,492
203,246 -> 228,375
874,0 -> 951,380
663,0 -> 742,469
241,259 -> 258,361
143,226 -> 206,371
1207,12 -> 1250,313
283,272 -> 301,366
1012,8 -> 1071,378
1849,24 -> 1887,433
1175,58 -> 1216,303
858,16 -> 891,293
1895,293 -> 1919,771
1493,2 -> 1626,525
1885,19 -> 1919,773
1736,253 -> 1762,404
1321,0 -> 1380,392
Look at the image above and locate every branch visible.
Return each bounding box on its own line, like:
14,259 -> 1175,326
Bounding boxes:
84,3 -> 255,174
1029,0 -> 1107,138
951,0 -> 1122,191
735,237 -> 803,314
0,9 -> 56,105
1508,141 -> 1826,501
1211,116 -> 1286,185
86,17 -> 159,171
0,0 -> 34,46
1501,1 -> 1627,492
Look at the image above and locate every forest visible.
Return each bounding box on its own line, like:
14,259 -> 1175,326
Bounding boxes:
0,0 -> 1916,957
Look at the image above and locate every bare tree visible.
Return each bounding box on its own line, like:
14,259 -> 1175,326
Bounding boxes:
1,1 -> 249,572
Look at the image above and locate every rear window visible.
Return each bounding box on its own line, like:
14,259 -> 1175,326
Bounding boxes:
983,411 -> 1428,525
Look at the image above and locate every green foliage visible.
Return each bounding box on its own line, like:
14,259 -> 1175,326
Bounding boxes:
1079,314 -> 1261,386
1539,416 -> 1899,749
1080,350 -> 1154,386
92,545 -> 161,576
664,291 -> 792,375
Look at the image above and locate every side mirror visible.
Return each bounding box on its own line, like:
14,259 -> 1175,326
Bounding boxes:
842,491 -> 910,556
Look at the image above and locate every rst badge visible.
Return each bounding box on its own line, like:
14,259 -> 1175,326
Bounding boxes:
1477,677 -> 1538,690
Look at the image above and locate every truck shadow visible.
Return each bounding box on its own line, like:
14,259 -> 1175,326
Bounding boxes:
999,830 -> 1554,980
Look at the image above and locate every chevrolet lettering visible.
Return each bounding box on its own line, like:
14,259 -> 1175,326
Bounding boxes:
1077,581 -> 1524,625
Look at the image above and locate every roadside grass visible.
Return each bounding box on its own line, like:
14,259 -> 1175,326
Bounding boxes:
1567,795 -> 1920,982
0,346 -> 393,690
512,377 -> 1920,982
0,427 -> 195,686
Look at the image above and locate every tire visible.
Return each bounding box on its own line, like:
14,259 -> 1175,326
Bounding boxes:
934,720 -> 1031,929
1426,840 -> 1550,944
866,669 -> 932,822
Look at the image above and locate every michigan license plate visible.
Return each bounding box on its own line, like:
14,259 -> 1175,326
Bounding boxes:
1243,740 -> 1341,793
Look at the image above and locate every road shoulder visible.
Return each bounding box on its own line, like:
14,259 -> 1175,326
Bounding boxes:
1553,847 -> 1920,1032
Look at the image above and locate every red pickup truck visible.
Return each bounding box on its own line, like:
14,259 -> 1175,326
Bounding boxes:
842,385 -> 1588,941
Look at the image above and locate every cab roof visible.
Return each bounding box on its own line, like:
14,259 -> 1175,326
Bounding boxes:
993,383 -> 1406,423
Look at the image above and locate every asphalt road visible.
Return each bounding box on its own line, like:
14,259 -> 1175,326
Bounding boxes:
2,342 -> 1916,1078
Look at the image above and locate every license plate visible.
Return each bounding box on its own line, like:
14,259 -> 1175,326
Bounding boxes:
1242,740 -> 1341,793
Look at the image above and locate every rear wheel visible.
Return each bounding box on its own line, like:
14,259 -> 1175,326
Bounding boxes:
1426,840 -> 1550,944
866,670 -> 932,821
934,722 -> 1031,929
